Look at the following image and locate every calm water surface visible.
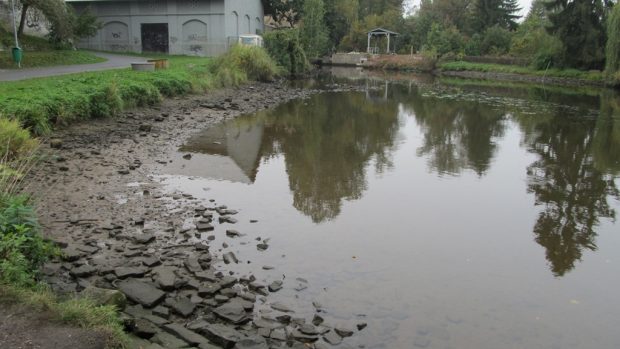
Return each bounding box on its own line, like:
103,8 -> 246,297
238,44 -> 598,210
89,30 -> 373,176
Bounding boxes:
160,70 -> 620,349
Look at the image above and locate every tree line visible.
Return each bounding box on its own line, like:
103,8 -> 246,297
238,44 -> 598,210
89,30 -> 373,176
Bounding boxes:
263,0 -> 620,76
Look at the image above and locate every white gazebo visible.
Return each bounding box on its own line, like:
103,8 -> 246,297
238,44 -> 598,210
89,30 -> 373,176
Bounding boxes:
367,28 -> 399,54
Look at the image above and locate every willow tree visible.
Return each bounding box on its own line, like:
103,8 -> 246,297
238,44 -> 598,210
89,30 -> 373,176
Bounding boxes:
606,2 -> 620,77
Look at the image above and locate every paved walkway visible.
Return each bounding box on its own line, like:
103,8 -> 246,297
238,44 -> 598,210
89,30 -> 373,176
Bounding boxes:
0,52 -> 148,82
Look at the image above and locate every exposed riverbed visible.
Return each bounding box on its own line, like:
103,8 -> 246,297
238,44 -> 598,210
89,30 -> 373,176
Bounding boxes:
29,70 -> 620,349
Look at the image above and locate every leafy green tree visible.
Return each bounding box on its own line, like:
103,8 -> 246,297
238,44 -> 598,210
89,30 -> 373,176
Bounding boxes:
510,0 -> 563,68
300,0 -> 329,58
324,0 -> 359,51
262,0 -> 304,27
424,23 -> 465,55
71,7 -> 102,39
545,0 -> 611,69
358,0 -> 404,18
480,25 -> 513,54
264,29 -> 309,75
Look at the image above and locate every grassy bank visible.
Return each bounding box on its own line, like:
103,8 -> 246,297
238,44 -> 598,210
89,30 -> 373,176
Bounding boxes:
1,26 -> 106,69
438,61 -> 605,82
0,45 -> 280,134
0,50 -> 106,69
0,285 -> 128,348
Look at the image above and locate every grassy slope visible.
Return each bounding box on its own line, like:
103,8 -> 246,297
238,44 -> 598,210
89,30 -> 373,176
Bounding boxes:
0,56 -> 213,134
438,61 -> 605,81
0,26 -> 106,69
0,50 -> 107,69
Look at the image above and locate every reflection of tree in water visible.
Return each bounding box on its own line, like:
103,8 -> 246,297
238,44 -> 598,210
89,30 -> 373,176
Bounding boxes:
400,86 -> 506,176
257,92 -> 400,223
592,91 -> 620,175
517,108 -> 620,276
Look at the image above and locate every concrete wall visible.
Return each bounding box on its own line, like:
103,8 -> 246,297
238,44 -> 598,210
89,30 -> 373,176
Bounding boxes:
329,53 -> 369,66
224,0 -> 263,41
69,0 -> 263,56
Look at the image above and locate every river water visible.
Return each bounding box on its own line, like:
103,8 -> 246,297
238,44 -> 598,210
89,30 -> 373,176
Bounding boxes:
160,69 -> 620,349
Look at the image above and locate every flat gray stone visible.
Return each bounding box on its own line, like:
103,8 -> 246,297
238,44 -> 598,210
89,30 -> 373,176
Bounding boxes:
213,301 -> 249,324
335,326 -> 354,337
195,271 -> 217,282
184,256 -> 203,274
70,265 -> 97,278
233,336 -> 268,349
133,233 -> 155,244
253,317 -> 285,330
152,331 -> 190,349
117,279 -> 166,308
114,267 -> 147,279
197,282 -> 221,296
163,323 -> 209,347
223,252 -> 238,264
323,330 -> 342,345
270,302 -> 293,313
154,266 -> 177,290
219,276 -> 237,288
132,318 -> 158,339
196,323 -> 243,348
268,280 -> 283,292
169,297 -> 196,317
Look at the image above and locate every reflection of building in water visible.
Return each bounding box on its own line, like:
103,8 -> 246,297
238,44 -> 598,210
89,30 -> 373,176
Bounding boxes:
179,121 -> 264,183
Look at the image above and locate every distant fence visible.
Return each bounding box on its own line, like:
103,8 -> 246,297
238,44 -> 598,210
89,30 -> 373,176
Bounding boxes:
462,55 -> 530,67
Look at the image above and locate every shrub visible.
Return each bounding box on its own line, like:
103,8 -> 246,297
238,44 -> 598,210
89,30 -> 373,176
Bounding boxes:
212,45 -> 281,83
424,23 -> 464,56
480,26 -> 513,55
465,34 -> 483,56
264,29 -> 309,76
0,196 -> 54,287
0,118 -> 39,161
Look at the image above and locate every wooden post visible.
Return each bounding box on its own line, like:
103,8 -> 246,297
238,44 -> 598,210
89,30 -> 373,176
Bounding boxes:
387,33 -> 390,54
367,33 -> 371,54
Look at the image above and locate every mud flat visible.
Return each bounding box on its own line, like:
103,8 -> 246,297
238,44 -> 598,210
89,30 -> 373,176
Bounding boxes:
27,81 -> 367,349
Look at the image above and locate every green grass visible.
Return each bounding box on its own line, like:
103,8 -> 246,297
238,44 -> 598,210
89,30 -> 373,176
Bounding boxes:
0,26 -> 54,51
0,284 -> 129,349
0,56 -> 214,134
439,61 -> 605,81
0,50 -> 107,69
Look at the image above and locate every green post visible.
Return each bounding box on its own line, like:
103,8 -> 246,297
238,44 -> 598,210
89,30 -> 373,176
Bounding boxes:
12,47 -> 23,66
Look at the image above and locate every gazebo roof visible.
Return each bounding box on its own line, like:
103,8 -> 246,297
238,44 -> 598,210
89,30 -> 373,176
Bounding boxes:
367,28 -> 400,36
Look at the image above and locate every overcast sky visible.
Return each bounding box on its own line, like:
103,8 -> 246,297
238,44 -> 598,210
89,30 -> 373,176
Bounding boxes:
404,0 -> 533,19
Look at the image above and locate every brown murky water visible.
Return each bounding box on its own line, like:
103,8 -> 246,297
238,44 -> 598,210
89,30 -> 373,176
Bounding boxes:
159,71 -> 620,349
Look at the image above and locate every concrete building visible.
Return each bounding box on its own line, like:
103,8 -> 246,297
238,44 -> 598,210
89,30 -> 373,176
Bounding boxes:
67,0 -> 264,56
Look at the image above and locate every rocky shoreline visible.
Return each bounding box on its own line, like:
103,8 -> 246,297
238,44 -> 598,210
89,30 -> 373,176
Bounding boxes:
27,81 -> 367,349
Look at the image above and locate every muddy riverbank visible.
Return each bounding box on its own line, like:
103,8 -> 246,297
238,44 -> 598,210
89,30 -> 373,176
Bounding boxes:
27,81 -> 367,349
